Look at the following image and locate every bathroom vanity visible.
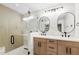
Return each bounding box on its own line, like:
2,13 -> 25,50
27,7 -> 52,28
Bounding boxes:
33,36 -> 79,55
29,8 -> 77,55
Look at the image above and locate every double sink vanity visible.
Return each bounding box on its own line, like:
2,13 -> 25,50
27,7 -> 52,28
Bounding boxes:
33,35 -> 79,55
29,12 -> 78,55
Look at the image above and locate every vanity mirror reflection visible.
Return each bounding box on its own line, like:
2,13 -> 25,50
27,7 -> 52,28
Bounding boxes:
38,16 -> 50,35
57,12 -> 75,36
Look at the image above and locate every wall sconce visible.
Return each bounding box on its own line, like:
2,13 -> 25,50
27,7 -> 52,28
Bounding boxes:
44,6 -> 63,13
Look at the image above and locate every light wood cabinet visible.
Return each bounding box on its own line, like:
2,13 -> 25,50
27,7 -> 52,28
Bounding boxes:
34,38 -> 41,55
47,39 -> 57,55
58,40 -> 79,55
34,38 -> 57,55
33,37 -> 47,55
34,37 -> 79,55
58,40 -> 69,55
69,47 -> 79,55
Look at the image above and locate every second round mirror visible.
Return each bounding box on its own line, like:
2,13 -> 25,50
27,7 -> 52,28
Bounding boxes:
57,12 -> 75,34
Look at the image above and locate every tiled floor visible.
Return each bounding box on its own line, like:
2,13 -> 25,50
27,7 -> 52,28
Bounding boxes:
5,45 -> 28,55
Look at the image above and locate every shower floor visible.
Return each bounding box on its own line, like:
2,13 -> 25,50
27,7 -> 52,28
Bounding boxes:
5,45 -> 28,55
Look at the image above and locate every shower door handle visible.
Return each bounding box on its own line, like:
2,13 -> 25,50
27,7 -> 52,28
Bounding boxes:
10,35 -> 15,44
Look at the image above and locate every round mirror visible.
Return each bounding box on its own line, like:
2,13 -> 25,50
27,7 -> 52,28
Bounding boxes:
39,16 -> 50,33
57,12 -> 75,34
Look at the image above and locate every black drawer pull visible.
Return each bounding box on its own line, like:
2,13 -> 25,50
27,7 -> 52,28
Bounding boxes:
49,47 -> 55,49
70,48 -> 71,54
66,48 -> 68,54
38,42 -> 39,47
38,42 -> 41,47
39,42 -> 41,47
10,35 -> 15,44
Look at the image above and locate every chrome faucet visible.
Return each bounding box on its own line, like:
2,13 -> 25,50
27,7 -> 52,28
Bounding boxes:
64,32 -> 67,37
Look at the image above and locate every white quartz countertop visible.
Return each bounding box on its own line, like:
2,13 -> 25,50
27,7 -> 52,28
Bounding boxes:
30,32 -> 79,42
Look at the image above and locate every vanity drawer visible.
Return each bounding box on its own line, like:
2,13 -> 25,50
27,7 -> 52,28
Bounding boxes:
47,39 -> 57,44
62,41 -> 79,48
47,44 -> 57,52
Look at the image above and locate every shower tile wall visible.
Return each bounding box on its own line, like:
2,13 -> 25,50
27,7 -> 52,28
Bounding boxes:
0,5 -> 23,52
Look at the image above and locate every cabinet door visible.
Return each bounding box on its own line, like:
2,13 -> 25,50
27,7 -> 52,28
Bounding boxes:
58,40 -> 79,55
58,46 -> 72,55
58,40 -> 70,55
33,38 -> 41,55
69,47 -> 79,55
59,47 -> 79,55
33,38 -> 47,55
58,40 -> 62,55
40,39 -> 47,55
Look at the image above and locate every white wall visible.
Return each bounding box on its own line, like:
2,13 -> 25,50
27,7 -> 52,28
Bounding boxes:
25,3 -> 75,37
75,4 -> 79,38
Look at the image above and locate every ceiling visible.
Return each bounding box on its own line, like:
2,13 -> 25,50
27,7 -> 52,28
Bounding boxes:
1,3 -> 59,15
